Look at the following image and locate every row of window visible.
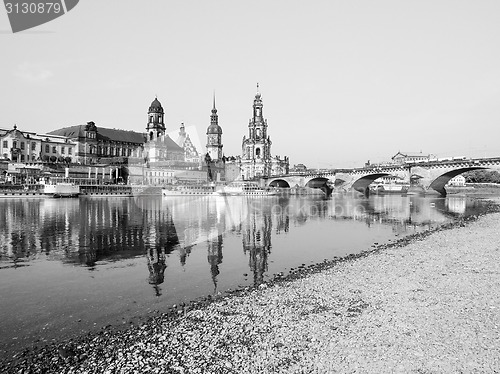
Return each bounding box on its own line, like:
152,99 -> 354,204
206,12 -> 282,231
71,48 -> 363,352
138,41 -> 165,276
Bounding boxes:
146,171 -> 174,177
95,146 -> 134,157
2,140 -> 73,155
2,139 -> 141,159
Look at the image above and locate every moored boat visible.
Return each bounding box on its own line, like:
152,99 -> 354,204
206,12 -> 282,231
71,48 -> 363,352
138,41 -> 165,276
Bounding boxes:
162,184 -> 216,196
370,183 -> 409,194
42,183 -> 80,198
215,181 -> 277,196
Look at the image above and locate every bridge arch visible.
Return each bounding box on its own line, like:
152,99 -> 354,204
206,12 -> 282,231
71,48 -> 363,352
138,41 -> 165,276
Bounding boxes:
305,177 -> 333,195
351,173 -> 391,195
428,167 -> 486,195
268,179 -> 290,188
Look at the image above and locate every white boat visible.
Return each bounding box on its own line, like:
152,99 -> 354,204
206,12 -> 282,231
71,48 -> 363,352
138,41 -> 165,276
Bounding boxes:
215,181 -> 277,196
42,183 -> 80,198
370,183 -> 409,194
162,184 -> 216,196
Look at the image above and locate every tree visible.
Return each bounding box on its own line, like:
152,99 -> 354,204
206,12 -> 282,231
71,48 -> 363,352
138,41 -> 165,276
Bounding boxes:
463,170 -> 500,183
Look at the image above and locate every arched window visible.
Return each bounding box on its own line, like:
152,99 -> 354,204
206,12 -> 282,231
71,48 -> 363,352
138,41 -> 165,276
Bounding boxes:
150,132 -> 154,141
256,148 -> 261,158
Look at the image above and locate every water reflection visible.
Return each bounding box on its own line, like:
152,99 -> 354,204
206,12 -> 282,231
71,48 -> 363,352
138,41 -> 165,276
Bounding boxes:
0,195 -> 487,288
0,194 -> 494,355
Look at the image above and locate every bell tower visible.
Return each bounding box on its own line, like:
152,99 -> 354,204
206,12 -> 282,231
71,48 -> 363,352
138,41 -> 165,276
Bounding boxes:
241,84 -> 272,178
146,97 -> 166,141
206,93 -> 223,161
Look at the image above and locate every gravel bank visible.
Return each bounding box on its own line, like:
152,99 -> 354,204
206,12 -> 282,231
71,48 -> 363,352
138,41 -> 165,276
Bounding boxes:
2,210 -> 500,373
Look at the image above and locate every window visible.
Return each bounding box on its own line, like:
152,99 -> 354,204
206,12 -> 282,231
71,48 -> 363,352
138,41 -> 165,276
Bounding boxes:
20,142 -> 25,150
68,148 -> 72,155
45,145 -> 49,153
13,141 -> 17,149
61,147 -> 65,154
2,141 -> 7,149
52,146 -> 56,154
31,142 -> 36,151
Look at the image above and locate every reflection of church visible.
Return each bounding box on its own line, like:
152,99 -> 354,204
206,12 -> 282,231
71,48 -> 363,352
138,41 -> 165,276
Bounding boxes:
207,233 -> 223,292
147,247 -> 167,296
242,208 -> 273,286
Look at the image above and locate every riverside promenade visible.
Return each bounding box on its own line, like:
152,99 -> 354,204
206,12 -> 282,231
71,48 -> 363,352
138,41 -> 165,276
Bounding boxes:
2,206 -> 499,373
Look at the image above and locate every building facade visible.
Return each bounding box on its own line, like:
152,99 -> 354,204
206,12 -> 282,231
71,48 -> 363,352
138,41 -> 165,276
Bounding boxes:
392,151 -> 431,164
238,86 -> 288,180
1,125 -> 78,164
176,123 -> 200,163
49,121 -> 145,165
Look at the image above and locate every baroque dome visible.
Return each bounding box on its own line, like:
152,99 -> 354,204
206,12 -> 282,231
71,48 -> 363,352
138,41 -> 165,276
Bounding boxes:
148,98 -> 164,113
207,123 -> 222,134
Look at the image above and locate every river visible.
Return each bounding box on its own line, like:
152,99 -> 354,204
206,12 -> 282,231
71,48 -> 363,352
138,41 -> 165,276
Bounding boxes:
0,193 -> 491,356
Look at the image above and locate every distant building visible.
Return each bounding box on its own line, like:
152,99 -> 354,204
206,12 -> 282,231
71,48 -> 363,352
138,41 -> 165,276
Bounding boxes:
49,121 -> 144,165
1,124 -> 78,164
289,163 -> 307,174
392,151 -> 430,164
446,175 -> 466,187
48,97 -> 203,185
176,123 -> 200,163
236,85 -> 289,180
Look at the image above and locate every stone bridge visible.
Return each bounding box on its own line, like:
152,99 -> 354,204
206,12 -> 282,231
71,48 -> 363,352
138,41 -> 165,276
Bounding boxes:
263,157 -> 500,196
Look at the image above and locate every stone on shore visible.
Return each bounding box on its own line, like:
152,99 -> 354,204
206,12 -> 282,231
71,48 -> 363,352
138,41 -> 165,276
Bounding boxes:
2,212 -> 499,373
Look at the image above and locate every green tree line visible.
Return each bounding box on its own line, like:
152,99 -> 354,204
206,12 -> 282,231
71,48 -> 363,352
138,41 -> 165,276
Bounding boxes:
463,170 -> 500,183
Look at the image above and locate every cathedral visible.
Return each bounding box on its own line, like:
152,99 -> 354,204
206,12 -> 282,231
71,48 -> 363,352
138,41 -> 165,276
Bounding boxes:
239,85 -> 289,180
2,88 -> 288,185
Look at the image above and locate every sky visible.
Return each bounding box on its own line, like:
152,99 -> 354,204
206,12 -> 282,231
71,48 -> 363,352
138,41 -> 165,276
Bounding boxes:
1,0 -> 500,168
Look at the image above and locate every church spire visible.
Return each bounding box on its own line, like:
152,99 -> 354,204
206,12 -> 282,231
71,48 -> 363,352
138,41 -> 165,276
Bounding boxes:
211,92 -> 218,122
206,92 -> 223,162
253,83 -> 263,121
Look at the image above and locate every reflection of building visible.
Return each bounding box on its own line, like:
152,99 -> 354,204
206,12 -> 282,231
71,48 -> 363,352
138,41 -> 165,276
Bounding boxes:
242,207 -> 272,286
446,196 -> 467,214
207,233 -> 223,292
147,247 -> 167,296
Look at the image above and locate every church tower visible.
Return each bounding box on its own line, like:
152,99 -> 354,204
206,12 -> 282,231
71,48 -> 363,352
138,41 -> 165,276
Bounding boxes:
206,94 -> 223,161
146,97 -> 166,141
241,84 -> 273,178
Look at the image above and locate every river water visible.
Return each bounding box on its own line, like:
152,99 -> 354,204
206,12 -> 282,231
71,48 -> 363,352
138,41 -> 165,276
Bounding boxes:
0,193 -> 491,355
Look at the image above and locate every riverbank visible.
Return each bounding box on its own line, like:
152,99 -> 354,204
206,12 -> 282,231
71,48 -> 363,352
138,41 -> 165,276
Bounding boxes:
2,202 -> 499,373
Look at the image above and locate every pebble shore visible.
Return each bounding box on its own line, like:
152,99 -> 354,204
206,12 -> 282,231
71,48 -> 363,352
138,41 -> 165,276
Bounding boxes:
2,207 -> 500,373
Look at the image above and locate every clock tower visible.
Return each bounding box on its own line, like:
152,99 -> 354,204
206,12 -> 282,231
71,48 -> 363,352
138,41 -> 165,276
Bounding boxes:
241,84 -> 273,178
206,94 -> 223,161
